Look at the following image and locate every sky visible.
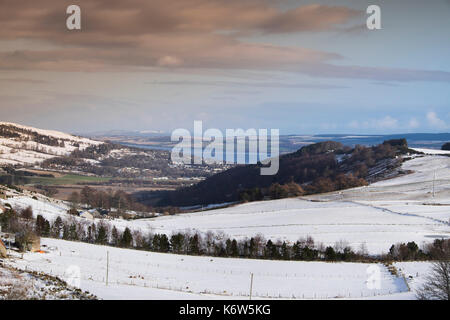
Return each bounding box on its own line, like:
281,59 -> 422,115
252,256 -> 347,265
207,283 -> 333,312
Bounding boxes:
0,0 -> 449,135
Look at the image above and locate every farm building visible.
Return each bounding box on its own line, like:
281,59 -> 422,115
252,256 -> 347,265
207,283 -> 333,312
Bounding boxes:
88,209 -> 102,218
79,211 -> 94,220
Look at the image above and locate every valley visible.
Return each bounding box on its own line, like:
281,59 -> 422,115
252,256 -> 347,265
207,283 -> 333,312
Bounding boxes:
1,122 -> 449,300
0,122 -> 230,204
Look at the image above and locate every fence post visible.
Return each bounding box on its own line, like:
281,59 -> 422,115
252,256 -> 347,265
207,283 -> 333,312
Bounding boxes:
249,273 -> 254,300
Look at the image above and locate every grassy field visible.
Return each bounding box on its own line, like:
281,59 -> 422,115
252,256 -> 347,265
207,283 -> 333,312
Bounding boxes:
24,174 -> 112,186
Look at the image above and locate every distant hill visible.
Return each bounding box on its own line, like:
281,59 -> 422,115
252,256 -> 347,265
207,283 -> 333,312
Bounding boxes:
155,139 -> 416,207
0,122 -> 224,182
0,122 -> 102,166
300,133 -> 450,150
96,132 -> 450,160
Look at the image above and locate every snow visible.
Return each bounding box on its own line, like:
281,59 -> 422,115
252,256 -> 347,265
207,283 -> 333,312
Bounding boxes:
0,122 -> 102,165
0,263 -> 96,300
2,155 -> 449,255
132,199 -> 448,255
2,154 -> 448,300
373,155 -> 450,189
0,122 -> 101,145
2,195 -> 71,222
130,155 -> 448,254
7,238 -> 411,300
4,193 -> 447,256
411,148 -> 450,155
393,261 -> 433,297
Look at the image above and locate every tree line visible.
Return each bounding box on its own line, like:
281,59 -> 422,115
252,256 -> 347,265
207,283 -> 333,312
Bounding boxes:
158,140 -> 413,207
0,124 -> 66,148
69,186 -> 147,211
1,205 -> 448,262
41,141 -> 221,180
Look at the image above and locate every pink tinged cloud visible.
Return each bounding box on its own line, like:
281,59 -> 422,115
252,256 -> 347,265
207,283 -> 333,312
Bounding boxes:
0,0 -> 449,83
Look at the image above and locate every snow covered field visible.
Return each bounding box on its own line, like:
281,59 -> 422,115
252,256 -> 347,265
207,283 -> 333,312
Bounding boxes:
411,148 -> 450,155
134,198 -> 449,254
2,155 -> 449,255
2,154 -> 448,300
8,238 -> 415,300
5,193 -> 448,255
394,261 -> 432,294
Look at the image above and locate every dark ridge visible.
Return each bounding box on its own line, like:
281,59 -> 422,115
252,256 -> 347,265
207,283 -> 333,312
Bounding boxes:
152,139 -> 416,207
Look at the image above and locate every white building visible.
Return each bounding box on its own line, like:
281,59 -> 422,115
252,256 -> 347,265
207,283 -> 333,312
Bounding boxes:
79,211 -> 94,220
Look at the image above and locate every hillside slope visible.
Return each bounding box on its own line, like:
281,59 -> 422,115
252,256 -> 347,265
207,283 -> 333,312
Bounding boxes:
0,263 -> 96,300
2,154 -> 449,255
7,238 -> 413,300
156,140 -> 413,207
0,122 -> 218,180
0,122 -> 102,166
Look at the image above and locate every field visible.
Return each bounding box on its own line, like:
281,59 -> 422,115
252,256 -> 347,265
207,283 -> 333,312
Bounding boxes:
8,238 -> 416,300
3,154 -> 450,256
24,174 -> 112,186
2,153 -> 449,300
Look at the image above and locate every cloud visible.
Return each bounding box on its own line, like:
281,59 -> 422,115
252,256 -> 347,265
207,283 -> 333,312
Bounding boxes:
426,112 -> 447,129
350,113 -> 450,132
349,116 -> 399,130
0,1 -> 360,39
0,77 -> 48,84
156,56 -> 184,67
376,116 -> 399,129
257,4 -> 360,33
0,0 -> 449,84
148,80 -> 347,90
300,64 -> 450,83
0,36 -> 343,72
0,0 -> 365,75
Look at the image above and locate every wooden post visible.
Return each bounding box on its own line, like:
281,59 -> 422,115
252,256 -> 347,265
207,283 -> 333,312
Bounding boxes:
249,273 -> 254,300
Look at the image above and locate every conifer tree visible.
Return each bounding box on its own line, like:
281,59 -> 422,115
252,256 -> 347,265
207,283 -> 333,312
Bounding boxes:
120,227 -> 133,248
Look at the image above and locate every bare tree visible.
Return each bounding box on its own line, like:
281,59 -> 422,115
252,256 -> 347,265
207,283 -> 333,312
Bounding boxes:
416,258 -> 450,300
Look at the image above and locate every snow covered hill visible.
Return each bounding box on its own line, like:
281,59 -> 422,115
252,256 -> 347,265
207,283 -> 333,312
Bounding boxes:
2,154 -> 449,255
0,263 -> 97,300
0,122 -> 102,165
1,154 -> 448,300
